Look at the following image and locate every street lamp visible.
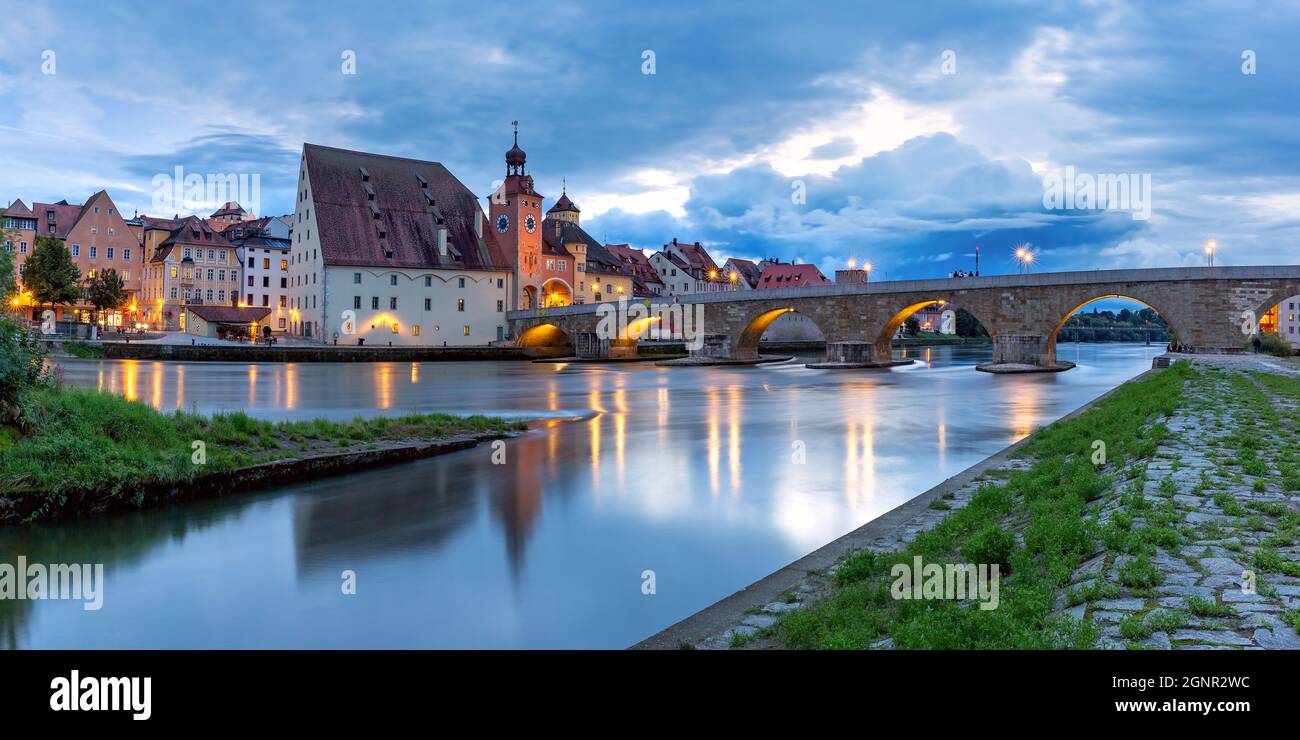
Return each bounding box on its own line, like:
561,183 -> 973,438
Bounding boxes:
862,262 -> 872,283
1014,245 -> 1035,274
1205,239 -> 1217,267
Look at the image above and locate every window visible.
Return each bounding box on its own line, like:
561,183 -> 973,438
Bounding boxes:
248,276 -> 254,286
106,247 -> 115,260
247,293 -> 253,305
206,289 -> 214,301
281,259 -> 288,271
458,277 -> 465,288
463,326 -> 470,336
279,318 -> 286,329
219,290 -> 226,302
88,268 -> 96,279
424,298 -> 431,311
72,244 -> 80,256
170,287 -> 177,299
354,272 -> 362,284
457,298 -> 465,312
249,257 -> 255,268
184,248 -> 192,259
389,297 -> 397,310
263,258 -> 270,269
371,297 -> 379,309
497,278 -> 504,289
424,276 -> 432,287
496,300 -> 504,312
390,323 -> 399,334
89,245 -> 97,258
207,269 -> 214,280
412,325 -> 420,336
279,296 -> 286,307
171,266 -> 178,278
280,278 -> 287,288
262,295 -> 269,307
123,248 -> 130,261
354,296 -> 361,309
390,275 -> 397,286
546,259 -> 555,270
262,277 -> 269,287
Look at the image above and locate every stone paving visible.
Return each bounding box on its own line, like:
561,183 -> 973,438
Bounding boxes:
697,356 -> 1300,650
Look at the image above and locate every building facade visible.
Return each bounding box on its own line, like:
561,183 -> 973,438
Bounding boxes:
287,143 -> 514,346
649,239 -> 729,296
228,218 -> 292,332
141,216 -> 241,331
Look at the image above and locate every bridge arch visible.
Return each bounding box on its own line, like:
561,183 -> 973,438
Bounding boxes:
872,299 -> 963,360
735,305 -> 829,358
521,285 -> 538,310
517,322 -> 572,349
1047,293 -> 1179,353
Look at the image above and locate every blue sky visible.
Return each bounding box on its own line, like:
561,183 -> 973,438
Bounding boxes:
1,0 -> 1298,285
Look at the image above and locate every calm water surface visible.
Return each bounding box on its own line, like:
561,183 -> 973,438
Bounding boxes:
1,342 -> 1163,648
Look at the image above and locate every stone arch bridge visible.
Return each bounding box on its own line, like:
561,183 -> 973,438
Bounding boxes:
508,266 -> 1300,371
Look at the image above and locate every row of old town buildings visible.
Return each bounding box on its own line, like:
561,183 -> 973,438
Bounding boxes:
4,129 -> 955,345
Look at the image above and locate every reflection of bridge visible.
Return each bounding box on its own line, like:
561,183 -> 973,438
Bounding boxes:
508,266 -> 1300,372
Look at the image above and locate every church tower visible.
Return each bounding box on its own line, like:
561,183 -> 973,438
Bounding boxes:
489,122 -> 544,309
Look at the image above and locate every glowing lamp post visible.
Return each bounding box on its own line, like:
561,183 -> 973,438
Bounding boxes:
1205,240 -> 1216,267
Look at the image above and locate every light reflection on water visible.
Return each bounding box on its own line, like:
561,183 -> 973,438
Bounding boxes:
1,343 -> 1164,648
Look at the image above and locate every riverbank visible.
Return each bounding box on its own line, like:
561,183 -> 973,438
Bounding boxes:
639,357 -> 1300,650
0,385 -> 524,523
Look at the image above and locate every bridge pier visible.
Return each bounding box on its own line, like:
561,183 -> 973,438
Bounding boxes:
806,341 -> 914,369
572,332 -> 640,360
976,333 -> 1074,373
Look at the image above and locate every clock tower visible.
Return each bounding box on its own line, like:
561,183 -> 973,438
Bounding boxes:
489,122 -> 544,309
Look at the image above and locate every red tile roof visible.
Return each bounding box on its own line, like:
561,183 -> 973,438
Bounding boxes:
756,263 -> 831,288
32,200 -> 85,239
725,258 -> 761,287
605,244 -> 663,285
3,199 -> 34,218
666,238 -> 718,272
304,143 -> 512,272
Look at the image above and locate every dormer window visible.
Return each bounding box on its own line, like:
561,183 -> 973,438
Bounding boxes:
359,166 -> 370,182
415,174 -> 428,188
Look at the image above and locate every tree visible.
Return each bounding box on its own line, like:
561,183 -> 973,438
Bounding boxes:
86,268 -> 127,324
22,235 -> 80,315
955,308 -> 987,337
0,235 -> 15,302
904,316 -> 921,336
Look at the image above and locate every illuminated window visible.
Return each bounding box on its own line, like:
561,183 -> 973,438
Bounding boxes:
390,322 -> 399,333
463,325 -> 470,336
412,324 -> 421,336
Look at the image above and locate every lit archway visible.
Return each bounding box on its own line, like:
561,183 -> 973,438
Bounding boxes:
522,285 -> 538,310
875,300 -> 946,351
542,279 -> 572,307
517,323 -> 572,349
736,307 -> 826,354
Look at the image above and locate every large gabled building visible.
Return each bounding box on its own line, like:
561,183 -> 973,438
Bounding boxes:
288,143 -> 514,345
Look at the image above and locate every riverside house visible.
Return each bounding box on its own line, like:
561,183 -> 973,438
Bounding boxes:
287,143 -> 515,345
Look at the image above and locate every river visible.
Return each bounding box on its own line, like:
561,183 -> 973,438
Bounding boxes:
1,342 -> 1164,648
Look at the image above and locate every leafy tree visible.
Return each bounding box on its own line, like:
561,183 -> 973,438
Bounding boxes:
955,308 -> 987,337
0,235 -> 15,301
22,236 -> 80,314
904,316 -> 921,336
86,268 -> 127,324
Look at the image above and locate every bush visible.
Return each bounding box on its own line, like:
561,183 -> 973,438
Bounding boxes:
961,524 -> 1016,568
0,317 -> 47,412
1256,332 -> 1294,357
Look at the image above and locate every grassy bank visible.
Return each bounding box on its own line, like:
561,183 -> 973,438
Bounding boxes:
0,385 -> 524,522
770,363 -> 1193,649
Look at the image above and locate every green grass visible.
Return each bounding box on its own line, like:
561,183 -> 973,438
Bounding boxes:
0,384 -> 524,520
1185,595 -> 1235,618
62,340 -> 104,359
775,363 -> 1191,649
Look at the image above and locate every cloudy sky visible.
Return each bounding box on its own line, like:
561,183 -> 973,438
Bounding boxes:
1,0 -> 1297,281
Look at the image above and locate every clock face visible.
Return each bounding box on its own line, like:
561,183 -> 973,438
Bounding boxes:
496,214 -> 510,233
525,214 -> 537,233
